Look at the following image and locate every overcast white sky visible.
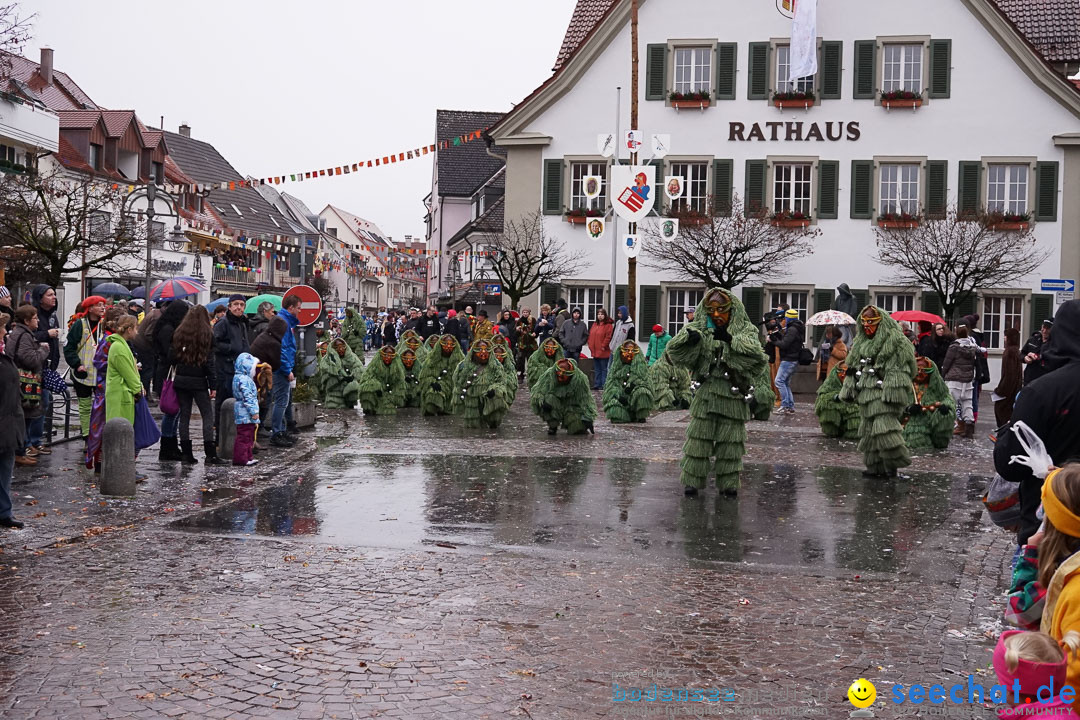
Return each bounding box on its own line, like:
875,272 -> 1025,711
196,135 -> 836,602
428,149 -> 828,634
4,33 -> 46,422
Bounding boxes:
20,0 -> 578,241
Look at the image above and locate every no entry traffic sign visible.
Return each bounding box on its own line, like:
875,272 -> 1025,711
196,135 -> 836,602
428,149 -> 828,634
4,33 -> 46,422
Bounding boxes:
283,284 -> 323,327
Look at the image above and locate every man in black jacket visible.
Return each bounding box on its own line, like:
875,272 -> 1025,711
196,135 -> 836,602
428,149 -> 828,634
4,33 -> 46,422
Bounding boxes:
1021,319 -> 1053,385
443,309 -> 468,351
994,300 -> 1080,546
770,309 -> 805,414
31,285 -> 60,443
212,294 -> 250,441
417,305 -> 441,340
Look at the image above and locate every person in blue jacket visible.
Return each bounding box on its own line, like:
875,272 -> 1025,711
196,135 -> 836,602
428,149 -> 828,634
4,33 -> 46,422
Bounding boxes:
271,295 -> 301,448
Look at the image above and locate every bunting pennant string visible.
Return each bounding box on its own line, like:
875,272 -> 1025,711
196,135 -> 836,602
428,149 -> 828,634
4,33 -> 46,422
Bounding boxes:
153,127 -> 489,196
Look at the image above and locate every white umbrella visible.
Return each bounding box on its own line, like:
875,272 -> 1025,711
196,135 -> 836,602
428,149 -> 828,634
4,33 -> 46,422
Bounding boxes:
806,310 -> 856,326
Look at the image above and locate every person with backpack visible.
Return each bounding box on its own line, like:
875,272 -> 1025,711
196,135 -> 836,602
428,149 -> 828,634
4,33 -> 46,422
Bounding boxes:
771,309 -> 805,415
6,305 -> 49,467
942,324 -> 979,438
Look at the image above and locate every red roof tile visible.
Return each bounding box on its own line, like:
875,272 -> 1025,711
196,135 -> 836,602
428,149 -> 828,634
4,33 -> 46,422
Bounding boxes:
553,0 -> 618,71
58,110 -> 103,129
993,0 -> 1080,63
0,51 -> 98,111
56,135 -> 95,174
101,110 -> 135,138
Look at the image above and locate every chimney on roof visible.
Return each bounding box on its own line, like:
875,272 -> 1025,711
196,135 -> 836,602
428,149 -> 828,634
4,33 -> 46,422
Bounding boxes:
39,47 -> 53,85
178,122 -> 191,138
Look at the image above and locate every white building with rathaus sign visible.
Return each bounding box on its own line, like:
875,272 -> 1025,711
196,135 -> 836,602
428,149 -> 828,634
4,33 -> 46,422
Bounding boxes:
488,0 -> 1080,360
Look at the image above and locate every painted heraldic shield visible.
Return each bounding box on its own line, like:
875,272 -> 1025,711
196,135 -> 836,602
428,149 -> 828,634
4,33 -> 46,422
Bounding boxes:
610,165 -> 656,223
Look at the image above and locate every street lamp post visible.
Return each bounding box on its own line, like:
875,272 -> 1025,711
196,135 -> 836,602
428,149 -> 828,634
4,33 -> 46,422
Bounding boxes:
125,181 -> 182,306
144,182 -> 156,306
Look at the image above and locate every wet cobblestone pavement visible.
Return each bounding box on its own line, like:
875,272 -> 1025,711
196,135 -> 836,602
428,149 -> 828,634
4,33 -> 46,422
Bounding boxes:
0,390 -> 1010,718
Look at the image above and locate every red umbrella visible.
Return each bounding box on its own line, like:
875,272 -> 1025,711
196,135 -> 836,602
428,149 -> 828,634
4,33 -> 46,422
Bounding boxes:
890,310 -> 946,325
150,277 -> 208,301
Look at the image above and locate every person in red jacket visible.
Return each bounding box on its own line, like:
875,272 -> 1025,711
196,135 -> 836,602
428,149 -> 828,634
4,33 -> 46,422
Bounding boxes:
586,308 -> 614,390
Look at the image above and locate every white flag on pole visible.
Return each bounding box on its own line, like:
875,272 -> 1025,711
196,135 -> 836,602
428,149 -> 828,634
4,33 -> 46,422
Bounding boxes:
788,0 -> 818,80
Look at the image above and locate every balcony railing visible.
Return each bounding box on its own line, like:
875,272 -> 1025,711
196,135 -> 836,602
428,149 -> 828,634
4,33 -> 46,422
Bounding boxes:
212,266 -> 258,288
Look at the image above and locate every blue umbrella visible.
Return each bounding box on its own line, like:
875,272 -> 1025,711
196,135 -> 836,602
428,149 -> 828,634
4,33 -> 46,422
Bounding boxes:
92,282 -> 130,297
205,297 -> 229,312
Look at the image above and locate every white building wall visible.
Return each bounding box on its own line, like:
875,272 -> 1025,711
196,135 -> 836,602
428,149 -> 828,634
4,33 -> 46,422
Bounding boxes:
502,0 -> 1078,343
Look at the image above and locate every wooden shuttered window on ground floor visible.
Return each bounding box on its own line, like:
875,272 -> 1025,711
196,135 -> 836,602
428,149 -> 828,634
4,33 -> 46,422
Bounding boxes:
614,285 -> 627,312
639,285 -> 661,334
922,292 -> 943,319
850,160 -> 873,219
715,43 -> 738,100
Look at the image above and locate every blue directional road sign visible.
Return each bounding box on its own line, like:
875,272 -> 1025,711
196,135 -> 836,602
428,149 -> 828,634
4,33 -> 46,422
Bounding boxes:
1041,278 -> 1076,292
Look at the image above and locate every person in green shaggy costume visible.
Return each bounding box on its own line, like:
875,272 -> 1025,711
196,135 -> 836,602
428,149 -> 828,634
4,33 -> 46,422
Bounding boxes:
527,338 -> 564,390
318,338 -> 363,409
650,351 -> 693,411
357,345 -> 406,415
492,340 -> 518,404
397,331 -> 425,362
666,288 -> 774,496
419,335 -> 464,416
400,348 -> 421,408
531,358 -> 596,435
839,306 -> 917,478
814,362 -> 860,439
902,356 -> 956,450
422,333 -> 440,359
453,339 -> 512,429
341,308 -> 367,357
603,340 -> 655,423
312,342 -> 330,402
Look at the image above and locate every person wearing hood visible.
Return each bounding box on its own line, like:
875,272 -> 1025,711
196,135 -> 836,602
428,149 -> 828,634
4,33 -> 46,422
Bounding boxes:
645,324 -> 671,366
770,309 -> 805,415
443,310 -> 468,353
153,300 -> 191,448
832,284 -> 860,344
212,294 -> 250,443
1023,319 -> 1055,385
942,325 -> 979,438
0,319 -> 26,527
994,300 -> 1080,547
557,307 -> 589,359
0,286 -> 13,331
31,285 -> 60,444
251,315 -> 287,443
231,353 -> 260,466
609,305 -> 636,351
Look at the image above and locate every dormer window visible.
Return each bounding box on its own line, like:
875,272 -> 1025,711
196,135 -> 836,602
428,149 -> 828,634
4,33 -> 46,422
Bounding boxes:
230,204 -> 243,217
152,161 -> 163,185
89,143 -> 102,170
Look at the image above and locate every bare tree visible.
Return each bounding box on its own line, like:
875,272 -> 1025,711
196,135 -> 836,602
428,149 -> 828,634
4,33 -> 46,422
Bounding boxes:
874,206 -> 1049,321
0,4 -> 35,76
0,168 -> 146,288
478,210 -> 586,310
640,194 -> 820,289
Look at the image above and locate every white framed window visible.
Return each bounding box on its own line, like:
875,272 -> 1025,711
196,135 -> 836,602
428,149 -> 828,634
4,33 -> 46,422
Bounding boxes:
773,163 -> 813,215
568,286 -> 605,324
987,165 -> 1029,216
882,44 -> 922,93
875,293 -> 915,313
669,161 -> 708,214
776,45 -> 814,93
770,289 -> 809,342
880,163 -> 920,216
982,295 -> 1024,350
667,288 -> 705,336
570,161 -> 607,212
673,47 -> 712,95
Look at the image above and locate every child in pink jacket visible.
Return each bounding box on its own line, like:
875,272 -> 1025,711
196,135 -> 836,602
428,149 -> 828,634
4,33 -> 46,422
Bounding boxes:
995,629 -> 1079,718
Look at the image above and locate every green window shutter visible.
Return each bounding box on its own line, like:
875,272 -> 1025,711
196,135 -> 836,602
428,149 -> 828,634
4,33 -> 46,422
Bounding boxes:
1031,293 -> 1054,334
853,289 -> 869,310
747,42 -> 769,100
820,41 -> 843,100
853,40 -> 876,99
615,284 -> 627,310
741,287 -> 764,329
640,285 -> 661,332
957,161 -> 981,217
542,158 -> 563,215
646,44 -> 667,101
921,292 -> 943,318
1035,161 -> 1059,222
926,160 -> 948,218
712,158 -> 734,215
813,288 -> 833,343
957,293 -> 977,320
817,160 -> 839,220
540,284 -> 560,309
715,42 -> 737,100
744,159 -> 767,215
850,160 -> 873,219
928,39 -> 951,99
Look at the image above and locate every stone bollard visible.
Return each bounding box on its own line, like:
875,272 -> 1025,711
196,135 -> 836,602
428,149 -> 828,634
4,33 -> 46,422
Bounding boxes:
101,418 -> 136,496
218,398 -> 236,461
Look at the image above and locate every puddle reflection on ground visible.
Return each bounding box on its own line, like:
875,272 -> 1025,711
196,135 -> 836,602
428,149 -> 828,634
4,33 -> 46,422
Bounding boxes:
172,453 -> 983,572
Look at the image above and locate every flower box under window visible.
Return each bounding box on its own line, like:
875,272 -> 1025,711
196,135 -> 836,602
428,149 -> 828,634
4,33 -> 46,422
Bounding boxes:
770,210 -> 811,228
669,91 -> 711,110
773,90 -> 815,110
880,90 -> 923,109
984,212 -> 1031,232
877,212 -> 920,229
564,209 -> 603,225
